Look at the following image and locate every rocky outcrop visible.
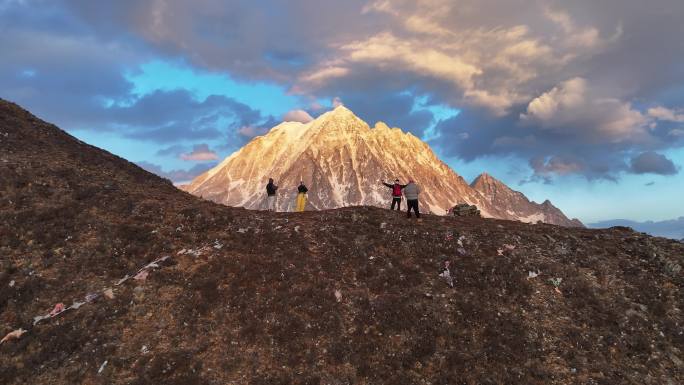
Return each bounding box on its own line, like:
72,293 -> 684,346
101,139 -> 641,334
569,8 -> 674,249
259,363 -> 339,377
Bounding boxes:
471,172 -> 584,227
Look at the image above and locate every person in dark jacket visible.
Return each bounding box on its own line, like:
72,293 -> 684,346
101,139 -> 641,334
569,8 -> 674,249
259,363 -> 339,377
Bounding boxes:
296,181 -> 308,212
266,178 -> 278,211
381,179 -> 407,210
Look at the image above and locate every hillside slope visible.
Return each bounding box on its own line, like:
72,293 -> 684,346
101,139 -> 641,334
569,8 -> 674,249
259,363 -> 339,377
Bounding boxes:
1,99 -> 682,385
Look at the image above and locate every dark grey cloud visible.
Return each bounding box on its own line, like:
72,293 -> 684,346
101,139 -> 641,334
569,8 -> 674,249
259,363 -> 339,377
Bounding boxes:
0,1 -> 276,148
59,0 -> 376,80
2,0 -> 684,183
110,90 -> 274,143
336,92 -> 434,138
156,144 -> 187,157
136,161 -> 216,183
629,151 -> 678,175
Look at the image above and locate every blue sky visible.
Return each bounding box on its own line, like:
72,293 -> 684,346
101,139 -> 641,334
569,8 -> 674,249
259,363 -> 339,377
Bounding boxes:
2,0 -> 683,224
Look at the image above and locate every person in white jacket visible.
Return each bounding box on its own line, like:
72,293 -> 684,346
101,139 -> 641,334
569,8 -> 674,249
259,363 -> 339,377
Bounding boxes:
403,180 -> 421,218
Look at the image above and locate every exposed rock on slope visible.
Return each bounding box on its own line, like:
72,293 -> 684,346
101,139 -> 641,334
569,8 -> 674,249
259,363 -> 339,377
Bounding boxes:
184,106 -> 580,226
1,99 -> 682,385
471,172 -> 584,227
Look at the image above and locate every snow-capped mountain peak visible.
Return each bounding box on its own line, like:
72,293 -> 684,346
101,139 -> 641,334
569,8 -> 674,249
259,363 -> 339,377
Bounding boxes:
183,107 -> 581,226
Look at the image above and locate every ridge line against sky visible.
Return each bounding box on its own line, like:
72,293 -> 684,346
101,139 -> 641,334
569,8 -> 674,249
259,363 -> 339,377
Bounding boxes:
1,0 -> 683,223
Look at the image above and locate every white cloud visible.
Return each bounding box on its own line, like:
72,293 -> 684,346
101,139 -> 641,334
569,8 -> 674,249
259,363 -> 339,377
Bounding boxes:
296,0 -> 622,115
648,106 -> 684,123
299,66 -> 349,86
238,125 -> 268,138
522,77 -> 587,122
282,109 -> 313,123
531,156 -> 584,176
180,144 -> 218,161
669,128 -> 684,137
521,78 -> 649,143
543,7 -> 612,50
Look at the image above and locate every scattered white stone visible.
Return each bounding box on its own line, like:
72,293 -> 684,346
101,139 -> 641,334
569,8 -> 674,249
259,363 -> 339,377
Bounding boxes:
9,280 -> 15,287
527,271 -> 540,279
334,290 -> 342,302
116,275 -> 130,286
457,236 -> 465,247
97,360 -> 108,374
103,288 -> 115,299
33,314 -> 50,325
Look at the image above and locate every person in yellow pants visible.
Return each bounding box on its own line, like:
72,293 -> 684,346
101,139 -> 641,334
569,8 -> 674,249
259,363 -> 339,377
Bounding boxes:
296,181 -> 308,212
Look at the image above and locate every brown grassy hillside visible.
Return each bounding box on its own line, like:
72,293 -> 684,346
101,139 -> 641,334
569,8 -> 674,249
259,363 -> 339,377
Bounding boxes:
0,99 -> 682,384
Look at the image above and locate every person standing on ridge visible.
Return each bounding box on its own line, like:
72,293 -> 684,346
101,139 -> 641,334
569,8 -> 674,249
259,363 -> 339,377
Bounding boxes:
296,181 -> 308,212
266,178 -> 278,211
381,179 -> 407,210
403,179 -> 421,218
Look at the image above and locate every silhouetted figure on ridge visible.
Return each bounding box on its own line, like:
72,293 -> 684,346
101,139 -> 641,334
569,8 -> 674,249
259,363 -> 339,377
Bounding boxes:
266,178 -> 278,211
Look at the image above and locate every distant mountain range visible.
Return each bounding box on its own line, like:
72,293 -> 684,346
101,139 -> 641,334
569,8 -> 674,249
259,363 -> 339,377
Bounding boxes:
183,106 -> 582,227
589,217 -> 684,239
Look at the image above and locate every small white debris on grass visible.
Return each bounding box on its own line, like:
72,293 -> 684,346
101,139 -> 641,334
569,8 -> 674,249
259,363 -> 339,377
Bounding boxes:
457,236 -> 465,247
1,329 -> 27,344
103,288 -> 115,299
97,360 -> 108,374
527,271 -> 540,279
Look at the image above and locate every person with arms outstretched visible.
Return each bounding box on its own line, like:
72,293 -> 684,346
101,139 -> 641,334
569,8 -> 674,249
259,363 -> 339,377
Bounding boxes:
266,178 -> 278,211
381,179 -> 406,210
296,181 -> 308,212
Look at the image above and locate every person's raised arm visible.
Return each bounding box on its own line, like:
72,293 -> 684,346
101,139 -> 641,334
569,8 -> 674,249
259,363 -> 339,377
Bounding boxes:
381,180 -> 392,188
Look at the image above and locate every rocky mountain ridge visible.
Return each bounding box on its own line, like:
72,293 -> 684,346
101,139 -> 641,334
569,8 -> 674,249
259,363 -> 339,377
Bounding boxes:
471,172 -> 584,227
